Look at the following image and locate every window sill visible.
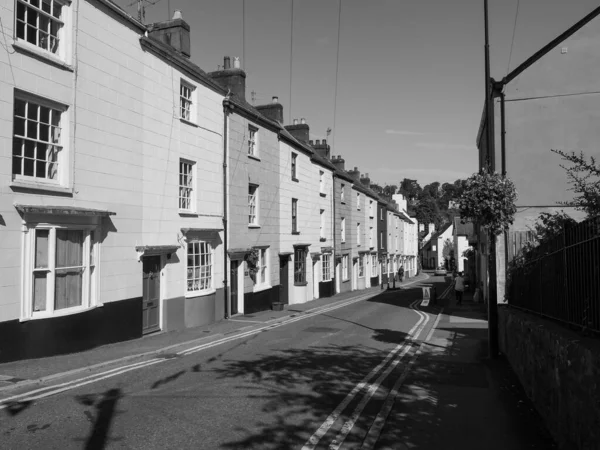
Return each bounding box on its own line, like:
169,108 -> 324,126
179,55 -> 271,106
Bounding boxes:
13,40 -> 74,71
248,224 -> 261,229
294,281 -> 308,287
248,154 -> 261,162
292,177 -> 299,183
179,210 -> 199,217
341,201 -> 346,205
343,279 -> 350,283
320,192 -> 326,197
11,179 -> 73,195
180,117 -> 198,127
292,231 -> 301,235
20,303 -> 103,322
320,237 -> 327,242
185,289 -> 216,299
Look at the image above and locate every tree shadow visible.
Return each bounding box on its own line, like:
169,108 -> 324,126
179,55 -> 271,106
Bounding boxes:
3,400 -> 33,417
205,344 -> 414,449
73,388 -> 124,450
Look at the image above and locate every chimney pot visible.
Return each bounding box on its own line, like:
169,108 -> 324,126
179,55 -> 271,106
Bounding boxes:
301,118 -> 306,124
272,96 -> 278,103
316,140 -> 320,145
354,167 -> 358,171
172,9 -> 182,20
224,56 -> 231,70
309,140 -> 313,145
322,139 -> 327,145
293,119 -> 298,125
233,57 -> 241,69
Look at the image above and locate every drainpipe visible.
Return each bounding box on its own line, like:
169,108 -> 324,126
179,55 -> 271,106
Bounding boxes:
500,89 -> 509,301
223,99 -> 231,319
332,174 -> 337,294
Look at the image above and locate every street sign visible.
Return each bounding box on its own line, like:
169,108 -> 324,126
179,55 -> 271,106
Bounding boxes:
421,287 -> 430,306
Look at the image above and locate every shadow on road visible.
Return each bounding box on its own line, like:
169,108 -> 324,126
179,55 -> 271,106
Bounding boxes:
73,388 -> 123,450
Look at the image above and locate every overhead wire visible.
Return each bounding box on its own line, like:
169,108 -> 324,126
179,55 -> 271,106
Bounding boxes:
331,0 -> 342,152
506,0 -> 521,75
289,0 -> 295,124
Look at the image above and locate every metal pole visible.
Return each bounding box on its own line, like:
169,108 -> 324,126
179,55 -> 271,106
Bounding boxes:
485,0 -> 499,359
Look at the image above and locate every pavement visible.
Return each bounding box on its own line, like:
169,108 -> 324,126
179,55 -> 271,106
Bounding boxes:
372,285 -> 557,450
0,274 -> 427,392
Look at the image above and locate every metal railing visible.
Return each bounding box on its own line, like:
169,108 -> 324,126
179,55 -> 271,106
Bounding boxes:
508,215 -> 600,334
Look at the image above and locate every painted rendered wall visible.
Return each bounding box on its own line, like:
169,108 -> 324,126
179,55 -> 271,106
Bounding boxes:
228,113 -> 280,310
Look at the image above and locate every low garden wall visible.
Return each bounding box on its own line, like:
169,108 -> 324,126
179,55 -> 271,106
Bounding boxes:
498,306 -> 600,450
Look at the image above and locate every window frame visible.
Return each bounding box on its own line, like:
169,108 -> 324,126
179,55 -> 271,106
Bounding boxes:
358,255 -> 365,278
294,247 -> 307,285
253,247 -> 270,289
322,253 -> 331,281
371,254 -> 378,277
342,255 -> 349,281
341,184 -> 345,203
178,158 -> 196,213
179,79 -> 195,123
22,223 -> 98,321
341,217 -> 346,243
291,152 -> 298,180
15,0 -> 71,63
319,170 -> 324,194
248,125 -> 258,157
320,209 -> 325,239
186,239 -> 214,296
357,192 -> 361,210
12,92 -> 68,187
292,198 -> 298,233
248,183 -> 259,226
357,223 -> 361,246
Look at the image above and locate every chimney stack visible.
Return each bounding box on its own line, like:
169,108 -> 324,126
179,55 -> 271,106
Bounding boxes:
360,172 -> 371,188
331,155 -> 345,171
347,166 -> 361,181
148,10 -> 191,58
209,56 -> 247,100
311,137 -> 330,159
256,95 -> 284,124
285,118 -> 310,143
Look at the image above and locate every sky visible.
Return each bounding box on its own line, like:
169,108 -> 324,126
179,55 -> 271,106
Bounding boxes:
114,0 -> 600,186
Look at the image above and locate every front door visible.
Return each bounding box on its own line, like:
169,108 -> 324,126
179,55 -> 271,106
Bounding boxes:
279,256 -> 289,304
230,260 -> 239,315
142,256 -> 161,334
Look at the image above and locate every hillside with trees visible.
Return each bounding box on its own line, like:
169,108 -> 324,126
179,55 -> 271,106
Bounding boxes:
375,177 -> 468,236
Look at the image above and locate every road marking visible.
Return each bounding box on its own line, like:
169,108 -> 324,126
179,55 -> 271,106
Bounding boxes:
360,308 -> 444,450
327,304 -> 432,450
0,285 -> 422,405
301,300 -> 428,450
0,358 -> 163,409
227,319 -> 266,324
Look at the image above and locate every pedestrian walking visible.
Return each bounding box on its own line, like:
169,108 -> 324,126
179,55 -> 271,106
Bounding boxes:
398,265 -> 404,283
453,271 -> 465,305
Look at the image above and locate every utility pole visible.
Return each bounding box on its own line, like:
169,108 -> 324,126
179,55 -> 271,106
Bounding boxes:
137,0 -> 143,22
484,0 -> 499,359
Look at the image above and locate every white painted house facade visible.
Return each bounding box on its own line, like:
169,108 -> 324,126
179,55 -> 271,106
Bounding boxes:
0,0 -> 225,361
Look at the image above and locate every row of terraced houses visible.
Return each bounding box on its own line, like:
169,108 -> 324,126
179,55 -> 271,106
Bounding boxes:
0,0 -> 418,362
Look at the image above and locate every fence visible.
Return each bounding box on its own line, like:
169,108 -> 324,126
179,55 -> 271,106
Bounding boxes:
508,215 -> 600,334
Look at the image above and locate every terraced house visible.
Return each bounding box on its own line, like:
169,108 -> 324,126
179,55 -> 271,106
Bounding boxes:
211,59 -> 282,316
0,1 -> 227,361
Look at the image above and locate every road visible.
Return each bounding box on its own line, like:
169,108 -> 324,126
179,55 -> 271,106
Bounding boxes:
0,276 -> 554,449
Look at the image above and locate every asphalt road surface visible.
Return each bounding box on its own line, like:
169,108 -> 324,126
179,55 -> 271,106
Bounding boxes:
0,276 -> 553,449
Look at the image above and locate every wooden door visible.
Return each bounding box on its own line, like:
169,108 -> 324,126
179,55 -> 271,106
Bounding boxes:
230,260 -> 239,315
279,256 -> 289,304
142,256 -> 161,334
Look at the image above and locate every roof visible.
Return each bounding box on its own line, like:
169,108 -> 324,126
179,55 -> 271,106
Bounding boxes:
430,222 -> 452,241
140,36 -> 227,95
454,217 -> 475,238
226,95 -> 281,132
279,128 -> 314,156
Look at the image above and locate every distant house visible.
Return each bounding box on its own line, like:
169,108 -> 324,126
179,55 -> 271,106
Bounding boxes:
421,223 -> 454,270
476,6 -> 600,301
453,218 -> 476,276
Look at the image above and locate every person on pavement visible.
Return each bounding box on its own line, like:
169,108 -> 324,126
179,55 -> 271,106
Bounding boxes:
453,271 -> 465,305
398,265 -> 404,283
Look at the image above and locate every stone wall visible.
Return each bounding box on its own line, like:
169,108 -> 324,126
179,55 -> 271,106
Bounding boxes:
498,306 -> 600,450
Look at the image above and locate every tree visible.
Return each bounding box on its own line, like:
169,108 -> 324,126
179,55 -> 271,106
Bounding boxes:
398,178 -> 422,205
517,211 -> 577,263
552,149 -> 600,218
458,171 -> 518,236
382,184 -> 397,198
